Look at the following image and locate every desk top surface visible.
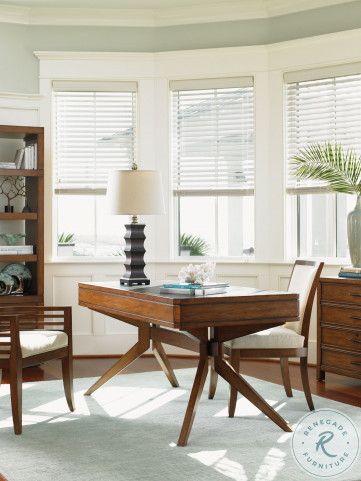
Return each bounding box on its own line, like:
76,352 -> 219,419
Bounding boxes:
79,281 -> 298,305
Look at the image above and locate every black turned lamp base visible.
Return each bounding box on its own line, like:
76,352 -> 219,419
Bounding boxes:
120,223 -> 150,286
120,277 -> 150,286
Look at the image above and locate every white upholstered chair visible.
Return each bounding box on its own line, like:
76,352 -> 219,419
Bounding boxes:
208,260 -> 324,415
0,306 -> 74,434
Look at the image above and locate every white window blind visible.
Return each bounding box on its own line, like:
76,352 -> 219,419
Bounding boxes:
171,77 -> 254,196
54,83 -> 137,194
286,72 -> 361,194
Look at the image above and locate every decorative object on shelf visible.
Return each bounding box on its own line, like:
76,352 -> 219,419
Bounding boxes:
1,263 -> 32,294
0,233 -> 25,245
178,261 -> 216,284
57,232 -> 75,256
0,272 -> 15,295
0,176 -> 25,213
292,143 -> 361,267
106,165 -> 165,286
22,202 -> 32,213
179,233 -> 209,256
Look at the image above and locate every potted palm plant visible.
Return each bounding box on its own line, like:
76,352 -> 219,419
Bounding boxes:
179,233 -> 209,256
292,143 -> 361,266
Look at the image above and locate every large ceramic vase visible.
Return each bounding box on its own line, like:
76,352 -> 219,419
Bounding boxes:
347,195 -> 361,267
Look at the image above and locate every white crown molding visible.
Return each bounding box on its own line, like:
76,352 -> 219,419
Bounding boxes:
33,51 -> 154,61
0,0 -> 356,27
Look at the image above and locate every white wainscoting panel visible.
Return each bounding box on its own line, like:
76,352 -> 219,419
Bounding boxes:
52,275 -> 93,335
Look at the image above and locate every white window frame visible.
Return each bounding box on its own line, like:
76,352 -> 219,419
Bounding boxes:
284,64 -> 361,262
50,79 -> 140,261
170,77 -> 256,259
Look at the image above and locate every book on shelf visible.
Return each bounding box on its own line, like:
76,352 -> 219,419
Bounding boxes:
14,148 -> 25,169
0,162 -> 17,169
0,245 -> 34,255
21,144 -> 37,169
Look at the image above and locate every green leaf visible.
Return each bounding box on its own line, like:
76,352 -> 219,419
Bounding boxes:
291,143 -> 361,195
179,233 -> 210,256
58,232 -> 75,244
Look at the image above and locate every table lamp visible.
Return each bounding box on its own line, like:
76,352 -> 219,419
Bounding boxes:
106,166 -> 165,286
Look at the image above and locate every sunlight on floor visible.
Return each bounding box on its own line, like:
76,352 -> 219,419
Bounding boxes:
188,446 -> 287,481
276,432 -> 293,444
122,388 -> 186,419
0,385 -> 187,429
31,390 -> 90,415
188,450 -> 248,481
214,398 -> 279,417
254,447 -> 286,481
91,386 -> 169,417
0,413 -> 51,429
0,382 -> 34,398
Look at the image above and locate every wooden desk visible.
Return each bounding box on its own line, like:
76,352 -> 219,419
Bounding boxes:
79,282 -> 299,446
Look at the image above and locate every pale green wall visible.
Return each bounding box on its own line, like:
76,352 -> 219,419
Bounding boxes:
1,0 -> 361,93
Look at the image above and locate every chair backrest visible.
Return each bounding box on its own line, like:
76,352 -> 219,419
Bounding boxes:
285,260 -> 324,341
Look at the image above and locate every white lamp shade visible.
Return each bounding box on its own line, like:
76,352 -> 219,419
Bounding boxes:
106,169 -> 165,215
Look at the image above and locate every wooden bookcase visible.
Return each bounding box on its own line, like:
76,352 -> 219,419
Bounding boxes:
0,125 -> 44,305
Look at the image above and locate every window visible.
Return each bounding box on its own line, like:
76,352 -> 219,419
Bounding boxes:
53,82 -> 137,257
171,77 -> 255,257
285,67 -> 361,258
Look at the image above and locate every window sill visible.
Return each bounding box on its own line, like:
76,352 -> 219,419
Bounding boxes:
46,255 -> 351,268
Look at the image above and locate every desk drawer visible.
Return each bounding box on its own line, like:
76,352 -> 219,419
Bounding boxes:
322,283 -> 361,306
322,348 -> 361,374
321,305 -> 361,329
322,327 -> 361,353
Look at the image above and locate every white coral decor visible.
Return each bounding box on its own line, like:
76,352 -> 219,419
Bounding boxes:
178,262 -> 216,285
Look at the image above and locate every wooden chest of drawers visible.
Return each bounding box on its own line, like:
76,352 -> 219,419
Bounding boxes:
318,277 -> 361,381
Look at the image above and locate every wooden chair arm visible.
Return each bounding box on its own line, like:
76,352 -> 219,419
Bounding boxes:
0,315 -> 20,357
0,306 -> 73,335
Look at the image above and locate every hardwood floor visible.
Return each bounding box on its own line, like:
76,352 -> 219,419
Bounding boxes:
0,356 -> 359,481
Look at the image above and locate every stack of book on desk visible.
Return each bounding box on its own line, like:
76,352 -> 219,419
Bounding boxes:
160,282 -> 229,296
339,266 -> 361,279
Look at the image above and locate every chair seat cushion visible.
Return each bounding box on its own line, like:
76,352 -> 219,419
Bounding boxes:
225,326 -> 305,349
20,330 -> 68,358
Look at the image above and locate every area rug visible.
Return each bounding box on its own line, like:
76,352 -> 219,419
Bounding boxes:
0,368 -> 360,481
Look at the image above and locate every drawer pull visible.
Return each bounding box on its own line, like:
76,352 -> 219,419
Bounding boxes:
351,361 -> 361,366
350,293 -> 361,298
350,316 -> 361,320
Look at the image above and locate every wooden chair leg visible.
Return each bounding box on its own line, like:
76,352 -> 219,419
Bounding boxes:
208,360 -> 218,399
228,349 -> 240,417
10,360 -> 22,435
280,357 -> 293,397
62,353 -> 75,412
300,357 -> 314,411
